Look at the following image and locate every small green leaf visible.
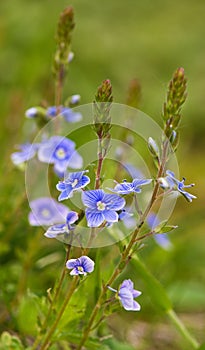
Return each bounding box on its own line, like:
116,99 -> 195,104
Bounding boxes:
156,225 -> 178,234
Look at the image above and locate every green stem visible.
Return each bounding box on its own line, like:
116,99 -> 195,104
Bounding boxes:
167,309 -> 200,349
31,245 -> 72,350
76,137 -> 170,350
38,276 -> 79,350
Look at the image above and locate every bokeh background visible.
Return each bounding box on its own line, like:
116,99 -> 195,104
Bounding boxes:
0,0 -> 204,349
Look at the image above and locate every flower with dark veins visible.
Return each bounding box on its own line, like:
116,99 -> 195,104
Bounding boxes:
56,171 -> 90,201
44,211 -> 78,238
82,189 -> 125,227
110,178 -> 152,195
66,256 -> 95,276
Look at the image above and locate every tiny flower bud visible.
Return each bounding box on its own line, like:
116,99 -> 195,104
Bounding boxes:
148,137 -> 160,158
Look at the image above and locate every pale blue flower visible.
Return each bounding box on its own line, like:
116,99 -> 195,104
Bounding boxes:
165,170 -> 196,202
110,178 -> 152,195
66,255 -> 95,276
38,136 -> 83,176
82,189 -> 125,227
108,279 -> 141,311
28,197 -> 69,226
11,143 -> 38,165
44,211 -> 78,238
56,171 -> 90,201
46,106 -> 82,122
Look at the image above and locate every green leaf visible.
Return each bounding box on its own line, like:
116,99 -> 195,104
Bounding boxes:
131,254 -> 172,312
17,292 -> 40,335
154,220 -> 178,234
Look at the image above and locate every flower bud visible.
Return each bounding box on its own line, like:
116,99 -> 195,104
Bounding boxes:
148,137 -> 160,158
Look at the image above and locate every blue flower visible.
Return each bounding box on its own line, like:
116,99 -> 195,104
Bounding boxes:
108,279 -> 141,311
46,106 -> 82,123
28,197 -> 69,226
110,178 -> 152,195
82,189 -> 125,227
66,255 -> 95,276
163,170 -> 197,202
56,171 -> 90,201
44,211 -> 78,238
147,213 -> 172,250
38,136 -> 83,176
11,143 -> 38,165
118,279 -> 141,311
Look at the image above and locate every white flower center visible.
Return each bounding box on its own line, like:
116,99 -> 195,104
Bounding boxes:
41,209 -> 51,218
56,147 -> 66,160
71,179 -> 78,188
97,201 -> 106,211
77,266 -> 84,272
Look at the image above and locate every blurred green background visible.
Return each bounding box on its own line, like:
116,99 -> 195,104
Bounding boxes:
0,0 -> 205,349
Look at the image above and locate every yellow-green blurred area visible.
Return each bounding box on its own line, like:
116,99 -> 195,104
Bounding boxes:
0,0 -> 205,349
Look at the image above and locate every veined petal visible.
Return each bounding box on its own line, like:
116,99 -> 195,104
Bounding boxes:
79,256 -> 95,273
66,211 -> 78,225
44,224 -> 67,238
132,178 -> 152,188
56,182 -> 66,191
103,194 -> 125,211
103,210 -> 118,223
85,210 -> 104,227
66,258 -> 77,269
82,190 -> 104,208
58,190 -> 72,201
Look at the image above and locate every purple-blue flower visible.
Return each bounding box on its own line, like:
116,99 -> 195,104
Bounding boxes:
11,143 -> 38,165
110,178 -> 152,195
82,189 -> 126,227
38,136 -> 83,176
56,171 -> 90,201
147,213 -> 172,250
118,279 -> 141,311
28,197 -> 69,226
66,255 -> 95,276
46,106 -> 82,123
108,279 -> 141,311
44,211 -> 78,238
162,170 -> 196,202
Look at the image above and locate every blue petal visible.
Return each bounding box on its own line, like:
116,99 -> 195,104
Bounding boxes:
77,175 -> 90,188
103,210 -> 118,223
85,210 -> 104,227
112,182 -> 133,194
66,258 -> 78,269
103,194 -> 125,211
147,213 -> 160,229
79,256 -> 95,273
58,189 -> 73,201
66,211 -> 78,225
56,182 -> 66,191
82,190 -> 104,208
154,233 -> 173,250
118,289 -> 134,310
132,178 -> 152,188
44,224 -> 67,238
